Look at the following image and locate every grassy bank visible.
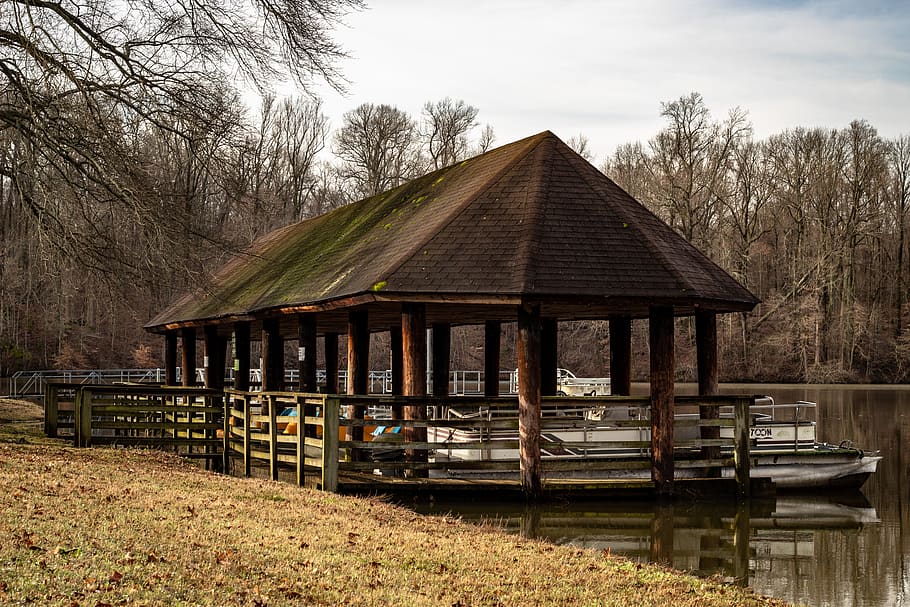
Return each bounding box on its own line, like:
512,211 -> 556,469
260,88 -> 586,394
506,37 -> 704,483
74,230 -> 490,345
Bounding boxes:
0,398 -> 791,606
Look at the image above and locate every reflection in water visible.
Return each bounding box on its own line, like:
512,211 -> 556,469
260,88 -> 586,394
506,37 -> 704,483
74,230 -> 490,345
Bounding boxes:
411,384 -> 910,607
415,494 -> 876,592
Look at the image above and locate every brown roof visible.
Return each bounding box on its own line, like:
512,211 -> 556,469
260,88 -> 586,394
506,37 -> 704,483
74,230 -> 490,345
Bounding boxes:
146,131 -> 758,334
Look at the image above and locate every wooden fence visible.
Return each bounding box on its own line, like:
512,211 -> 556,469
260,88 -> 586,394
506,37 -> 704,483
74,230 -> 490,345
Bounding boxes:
222,391 -> 753,496
43,384 -> 752,495
44,383 -> 223,463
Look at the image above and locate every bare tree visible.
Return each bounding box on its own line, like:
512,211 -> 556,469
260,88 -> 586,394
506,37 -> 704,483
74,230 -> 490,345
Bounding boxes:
566,133 -> 594,162
644,92 -> 750,254
421,98 -> 479,169
334,103 -> 418,198
475,124 -> 496,155
889,134 -> 910,335
0,0 -> 360,273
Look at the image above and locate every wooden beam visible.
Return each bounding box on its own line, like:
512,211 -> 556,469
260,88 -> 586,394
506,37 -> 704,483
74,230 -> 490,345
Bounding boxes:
402,303 -> 428,476
233,322 -> 251,392
609,315 -> 632,396
541,318 -> 558,396
649,306 -> 675,496
297,313 -> 318,393
696,310 -> 720,469
164,332 -> 178,387
180,328 -> 196,387
203,326 -> 226,390
324,332 -> 339,394
346,311 -> 368,451
484,320 -> 501,397
518,301 -> 543,499
402,304 -> 426,397
432,323 -> 451,396
261,318 -> 283,392
390,326 -> 403,419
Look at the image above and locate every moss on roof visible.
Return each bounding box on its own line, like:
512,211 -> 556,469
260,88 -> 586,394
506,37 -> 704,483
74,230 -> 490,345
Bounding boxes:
146,132 -> 758,331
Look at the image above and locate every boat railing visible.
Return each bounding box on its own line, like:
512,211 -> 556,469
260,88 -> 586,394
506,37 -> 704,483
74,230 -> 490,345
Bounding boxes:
749,398 -> 817,423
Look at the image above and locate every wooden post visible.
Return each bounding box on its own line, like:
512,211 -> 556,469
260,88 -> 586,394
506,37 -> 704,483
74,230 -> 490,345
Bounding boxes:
541,318 -> 558,396
44,383 -> 58,438
232,322 -> 251,476
346,310 -> 368,460
203,326 -> 227,472
298,314 -> 318,393
231,322 -> 250,406
233,322 -> 251,391
733,502 -> 751,586
696,310 -> 721,474
181,328 -> 196,387
734,397 -> 752,498
164,332 -> 178,386
223,394 -> 231,474
649,306 -> 674,496
268,394 -> 278,481
324,333 -> 339,394
609,316 -> 632,396
484,320 -> 501,397
261,319 -> 284,392
203,326 -> 227,390
402,303 -> 428,477
76,388 -> 93,448
390,326 -> 403,419
321,397 -> 340,492
296,395 -> 306,486
432,322 -> 451,396
518,301 -> 543,499
243,395 -> 252,477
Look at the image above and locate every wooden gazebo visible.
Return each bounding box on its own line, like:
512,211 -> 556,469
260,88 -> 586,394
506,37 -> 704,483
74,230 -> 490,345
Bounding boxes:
145,131 -> 759,497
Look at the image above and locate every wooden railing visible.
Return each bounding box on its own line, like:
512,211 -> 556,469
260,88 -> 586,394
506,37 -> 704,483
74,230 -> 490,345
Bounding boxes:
221,391 -> 753,496
44,383 -> 223,463
44,385 -> 751,496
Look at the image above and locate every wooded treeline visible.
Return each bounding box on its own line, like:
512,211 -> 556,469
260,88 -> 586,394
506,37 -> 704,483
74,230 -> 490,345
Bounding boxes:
2,1 -> 908,382
3,88 -> 908,383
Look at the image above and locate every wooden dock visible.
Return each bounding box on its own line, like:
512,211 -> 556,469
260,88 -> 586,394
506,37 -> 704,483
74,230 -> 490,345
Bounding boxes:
45,384 -> 757,500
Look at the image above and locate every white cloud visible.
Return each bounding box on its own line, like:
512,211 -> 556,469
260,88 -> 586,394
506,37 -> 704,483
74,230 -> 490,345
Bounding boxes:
302,0 -> 910,163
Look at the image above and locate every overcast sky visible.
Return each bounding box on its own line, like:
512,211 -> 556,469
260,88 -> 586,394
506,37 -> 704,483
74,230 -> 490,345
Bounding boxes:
304,0 -> 910,164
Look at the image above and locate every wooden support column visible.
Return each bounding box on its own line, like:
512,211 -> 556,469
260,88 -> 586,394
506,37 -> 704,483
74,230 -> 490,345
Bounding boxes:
431,323 -> 451,396
324,333 -> 339,394
484,320 -> 501,397
541,318 -> 558,396
233,322 -> 251,392
402,303 -> 428,477
203,326 -> 227,390
181,328 -> 196,387
164,332 -> 178,386
696,310 -> 721,472
297,314 -> 318,393
609,315 -> 633,396
390,326 -> 403,419
649,306 -> 675,496
346,310 -> 369,456
232,322 -> 251,470
261,319 -> 284,392
518,301 -> 543,499
203,326 -> 227,472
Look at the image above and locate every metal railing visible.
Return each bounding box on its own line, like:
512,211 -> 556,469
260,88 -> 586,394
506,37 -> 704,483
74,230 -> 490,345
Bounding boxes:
12,367 -> 522,397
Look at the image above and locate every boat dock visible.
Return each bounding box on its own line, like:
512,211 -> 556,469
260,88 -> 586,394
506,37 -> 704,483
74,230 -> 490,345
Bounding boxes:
44,383 -> 761,500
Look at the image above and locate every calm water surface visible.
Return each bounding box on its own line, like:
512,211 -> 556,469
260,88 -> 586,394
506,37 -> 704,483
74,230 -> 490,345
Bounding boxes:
413,384 -> 910,607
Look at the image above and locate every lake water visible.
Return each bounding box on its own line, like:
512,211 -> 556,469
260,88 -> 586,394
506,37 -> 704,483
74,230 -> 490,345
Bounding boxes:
413,384 -> 910,607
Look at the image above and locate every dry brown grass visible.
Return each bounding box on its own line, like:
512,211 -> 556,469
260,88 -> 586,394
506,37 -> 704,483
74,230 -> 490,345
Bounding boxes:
0,398 -> 792,606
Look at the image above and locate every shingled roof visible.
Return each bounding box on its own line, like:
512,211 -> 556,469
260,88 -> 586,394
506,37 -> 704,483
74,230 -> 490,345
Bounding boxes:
146,131 -> 758,334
